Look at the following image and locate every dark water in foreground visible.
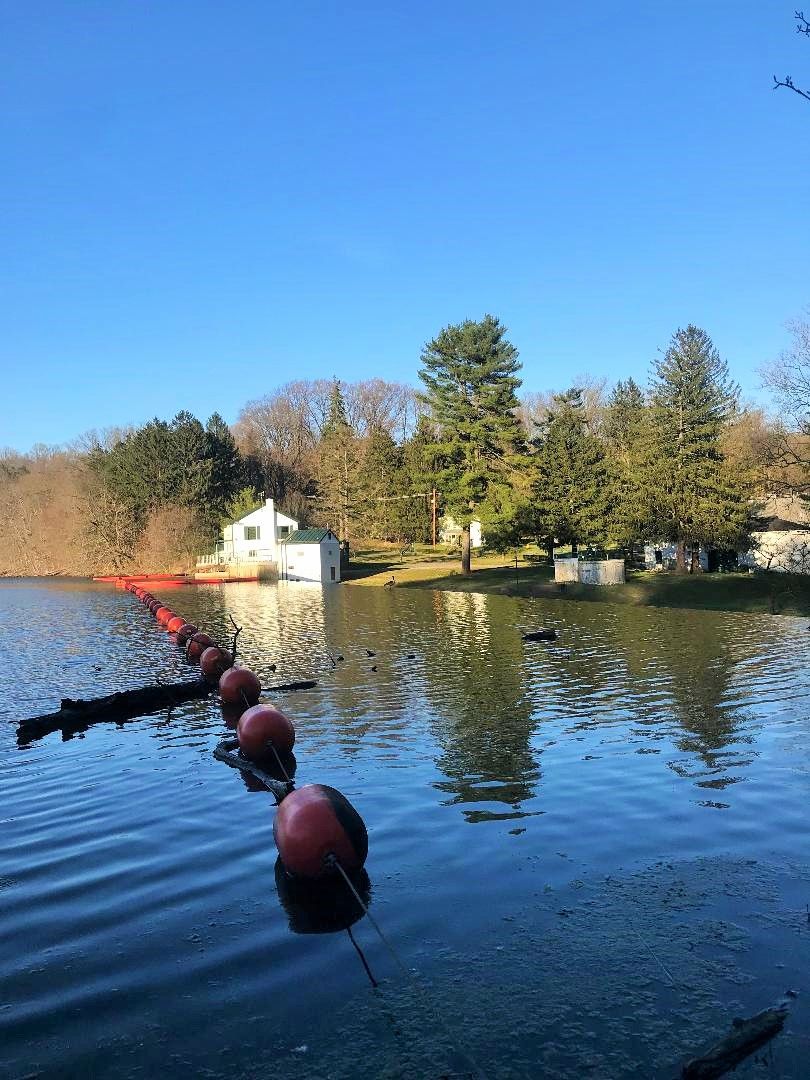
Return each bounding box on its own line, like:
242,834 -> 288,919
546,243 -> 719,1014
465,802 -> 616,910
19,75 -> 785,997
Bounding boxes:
1,579 -> 809,1078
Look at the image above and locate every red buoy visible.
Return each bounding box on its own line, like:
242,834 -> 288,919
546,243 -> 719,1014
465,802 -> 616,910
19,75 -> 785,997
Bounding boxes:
237,704 -> 295,759
200,646 -> 234,683
167,615 -> 186,634
159,610 -> 176,627
219,666 -> 261,706
155,606 -> 172,624
175,623 -> 198,646
274,785 -> 368,880
186,632 -> 215,663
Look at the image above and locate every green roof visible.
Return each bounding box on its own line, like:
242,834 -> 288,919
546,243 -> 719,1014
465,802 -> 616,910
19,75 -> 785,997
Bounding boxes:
282,528 -> 335,544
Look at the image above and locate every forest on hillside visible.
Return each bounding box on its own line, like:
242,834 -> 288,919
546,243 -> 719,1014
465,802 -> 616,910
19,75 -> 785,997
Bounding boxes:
1,316 -> 808,578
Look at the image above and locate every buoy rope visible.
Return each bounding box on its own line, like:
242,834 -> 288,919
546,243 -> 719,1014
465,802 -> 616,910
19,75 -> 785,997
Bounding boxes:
328,856 -> 488,1080
329,856 -> 411,980
266,741 -> 292,784
346,924 -> 378,988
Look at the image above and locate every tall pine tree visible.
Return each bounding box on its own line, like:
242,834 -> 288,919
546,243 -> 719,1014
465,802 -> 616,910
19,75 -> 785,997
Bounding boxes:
316,380 -> 360,540
525,388 -> 612,556
602,378 -> 655,556
648,325 -> 748,573
418,315 -> 525,572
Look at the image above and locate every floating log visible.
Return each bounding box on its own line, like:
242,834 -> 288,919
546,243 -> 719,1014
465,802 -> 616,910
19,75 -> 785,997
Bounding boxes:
681,1004 -> 788,1079
17,679 -> 318,743
522,628 -> 558,642
17,679 -> 214,742
213,737 -> 292,801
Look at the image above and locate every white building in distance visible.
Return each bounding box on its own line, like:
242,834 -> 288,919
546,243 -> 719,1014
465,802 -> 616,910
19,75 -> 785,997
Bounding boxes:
438,515 -> 483,548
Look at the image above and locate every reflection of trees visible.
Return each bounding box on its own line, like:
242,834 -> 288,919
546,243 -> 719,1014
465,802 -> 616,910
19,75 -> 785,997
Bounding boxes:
419,592 -> 541,821
610,607 -> 761,785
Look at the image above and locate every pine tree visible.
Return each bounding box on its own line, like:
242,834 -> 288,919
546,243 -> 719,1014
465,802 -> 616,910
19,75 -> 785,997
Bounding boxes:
356,426 -> 404,540
602,379 -> 656,554
317,380 -> 360,540
526,388 -> 612,556
418,315 -> 525,573
399,415 -> 442,544
648,325 -> 748,573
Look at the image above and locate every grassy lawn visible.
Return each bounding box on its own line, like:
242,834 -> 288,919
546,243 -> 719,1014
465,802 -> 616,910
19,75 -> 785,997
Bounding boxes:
344,545 -> 810,616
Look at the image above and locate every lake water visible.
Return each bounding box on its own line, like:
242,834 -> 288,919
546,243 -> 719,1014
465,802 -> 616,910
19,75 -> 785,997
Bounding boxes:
1,579 -> 809,1078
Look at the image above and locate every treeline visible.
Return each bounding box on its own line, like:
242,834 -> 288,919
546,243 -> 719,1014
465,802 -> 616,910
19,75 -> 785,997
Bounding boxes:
0,316 -> 800,577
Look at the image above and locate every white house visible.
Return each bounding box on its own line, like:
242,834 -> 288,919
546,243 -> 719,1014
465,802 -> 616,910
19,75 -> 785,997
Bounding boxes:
279,529 -> 342,584
196,498 -> 298,575
438,516 -> 483,548
739,494 -> 810,574
643,542 -> 709,572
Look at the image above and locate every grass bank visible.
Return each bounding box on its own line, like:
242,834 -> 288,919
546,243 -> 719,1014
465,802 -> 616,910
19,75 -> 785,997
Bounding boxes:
344,546 -> 810,616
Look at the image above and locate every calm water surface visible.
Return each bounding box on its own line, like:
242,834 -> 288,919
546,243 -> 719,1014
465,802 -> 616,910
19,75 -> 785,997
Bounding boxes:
1,579 -> 809,1078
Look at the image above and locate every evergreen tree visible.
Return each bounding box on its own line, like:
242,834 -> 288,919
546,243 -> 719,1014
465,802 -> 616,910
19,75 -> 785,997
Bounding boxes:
602,379 -> 656,554
317,380 -> 360,539
356,426 -> 404,541
418,315 -> 525,572
525,388 -> 612,556
205,412 -> 247,526
648,325 -> 748,573
399,415 -> 441,544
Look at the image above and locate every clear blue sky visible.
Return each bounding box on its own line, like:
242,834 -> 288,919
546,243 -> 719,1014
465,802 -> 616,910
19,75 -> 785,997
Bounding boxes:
2,1 -> 809,451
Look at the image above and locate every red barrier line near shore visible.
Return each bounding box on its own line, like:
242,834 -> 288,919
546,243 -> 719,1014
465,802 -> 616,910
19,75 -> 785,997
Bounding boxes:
93,575 -> 257,586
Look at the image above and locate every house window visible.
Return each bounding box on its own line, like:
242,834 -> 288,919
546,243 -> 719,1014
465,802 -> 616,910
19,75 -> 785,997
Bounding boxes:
244,525 -> 260,541
248,549 -> 257,558
277,526 -> 290,537
330,566 -> 336,581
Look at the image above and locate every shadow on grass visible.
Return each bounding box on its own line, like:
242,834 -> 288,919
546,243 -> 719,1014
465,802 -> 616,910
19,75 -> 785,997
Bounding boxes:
399,567 -> 810,617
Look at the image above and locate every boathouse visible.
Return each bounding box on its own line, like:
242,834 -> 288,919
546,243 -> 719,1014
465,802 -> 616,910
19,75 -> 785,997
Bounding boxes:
196,498 -> 298,580
279,529 -> 342,584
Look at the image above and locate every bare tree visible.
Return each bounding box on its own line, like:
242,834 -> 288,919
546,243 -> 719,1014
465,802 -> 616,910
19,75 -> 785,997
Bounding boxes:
761,317 -> 810,494
773,10 -> 810,102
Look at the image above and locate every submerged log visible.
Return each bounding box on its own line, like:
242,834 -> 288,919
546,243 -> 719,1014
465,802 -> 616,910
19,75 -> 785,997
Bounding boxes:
17,679 -> 318,743
681,1004 -> 788,1079
213,737 -> 292,801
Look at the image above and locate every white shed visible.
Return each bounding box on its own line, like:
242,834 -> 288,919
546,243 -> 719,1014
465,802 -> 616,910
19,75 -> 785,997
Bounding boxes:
279,529 -> 342,584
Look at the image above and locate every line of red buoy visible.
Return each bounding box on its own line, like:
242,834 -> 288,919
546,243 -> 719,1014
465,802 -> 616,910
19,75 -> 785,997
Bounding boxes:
121,578 -> 368,882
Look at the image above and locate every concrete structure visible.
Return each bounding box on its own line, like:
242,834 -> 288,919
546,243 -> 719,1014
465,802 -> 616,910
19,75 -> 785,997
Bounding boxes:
554,556 -> 626,585
280,529 -> 342,583
196,498 -> 298,579
439,516 -> 483,548
739,494 -> 810,574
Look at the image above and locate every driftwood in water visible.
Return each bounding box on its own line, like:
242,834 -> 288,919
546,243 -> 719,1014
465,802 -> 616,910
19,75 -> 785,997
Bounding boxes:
213,737 -> 292,801
522,628 -> 558,642
17,678 -> 319,743
681,1004 -> 788,1079
17,679 -> 214,742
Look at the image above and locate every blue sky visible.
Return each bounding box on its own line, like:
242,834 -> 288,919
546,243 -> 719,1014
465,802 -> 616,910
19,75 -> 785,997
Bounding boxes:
2,1 -> 809,451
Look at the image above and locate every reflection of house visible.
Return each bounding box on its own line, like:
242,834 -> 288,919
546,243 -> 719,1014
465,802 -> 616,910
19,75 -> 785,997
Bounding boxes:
280,529 -> 342,583
439,516 -> 483,548
196,498 -> 298,579
740,494 -> 810,574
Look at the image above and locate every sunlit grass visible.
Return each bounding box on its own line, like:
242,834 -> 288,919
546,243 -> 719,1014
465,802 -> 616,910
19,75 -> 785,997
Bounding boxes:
344,546 -> 810,616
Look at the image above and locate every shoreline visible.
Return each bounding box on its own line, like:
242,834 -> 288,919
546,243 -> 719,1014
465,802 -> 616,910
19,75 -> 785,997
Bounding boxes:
344,558 -> 810,617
